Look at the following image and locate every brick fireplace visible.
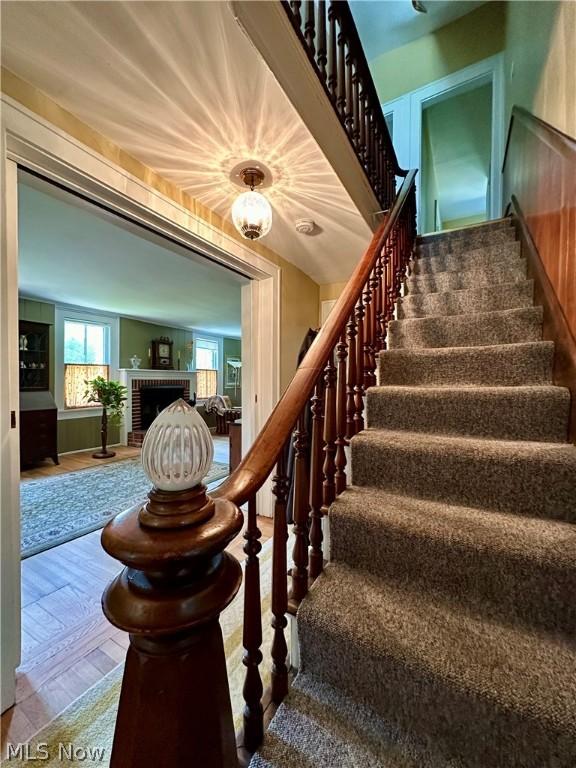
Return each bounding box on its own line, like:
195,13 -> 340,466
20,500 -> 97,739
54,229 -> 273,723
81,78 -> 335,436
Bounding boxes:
118,369 -> 196,447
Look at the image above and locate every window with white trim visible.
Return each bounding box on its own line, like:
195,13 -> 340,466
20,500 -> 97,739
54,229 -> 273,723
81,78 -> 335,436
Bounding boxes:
194,337 -> 219,398
63,319 -> 110,408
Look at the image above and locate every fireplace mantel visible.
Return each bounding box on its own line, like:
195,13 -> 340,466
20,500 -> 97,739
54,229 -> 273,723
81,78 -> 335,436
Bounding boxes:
119,369 -> 197,445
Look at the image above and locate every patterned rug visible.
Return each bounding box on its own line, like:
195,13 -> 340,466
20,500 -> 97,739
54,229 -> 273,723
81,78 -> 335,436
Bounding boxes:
20,458 -> 229,558
7,538 -> 285,767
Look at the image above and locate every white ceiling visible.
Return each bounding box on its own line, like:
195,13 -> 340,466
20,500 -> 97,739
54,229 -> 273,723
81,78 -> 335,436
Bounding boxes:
1,1 -> 373,285
18,173 -> 245,337
350,1 -> 486,60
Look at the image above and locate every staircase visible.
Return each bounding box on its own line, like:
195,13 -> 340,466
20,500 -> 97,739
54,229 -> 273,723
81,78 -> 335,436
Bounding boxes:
251,219 -> 576,767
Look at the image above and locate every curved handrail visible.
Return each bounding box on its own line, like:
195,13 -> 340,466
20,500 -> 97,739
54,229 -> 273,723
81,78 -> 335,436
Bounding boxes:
214,169 -> 417,507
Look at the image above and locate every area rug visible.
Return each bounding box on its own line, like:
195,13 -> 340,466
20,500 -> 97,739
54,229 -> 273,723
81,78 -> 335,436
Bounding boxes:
20,458 -> 229,558
7,538 -> 287,767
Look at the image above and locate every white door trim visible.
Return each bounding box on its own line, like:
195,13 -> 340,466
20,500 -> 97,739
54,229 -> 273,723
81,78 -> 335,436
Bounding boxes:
382,54 -> 506,231
0,95 -> 281,710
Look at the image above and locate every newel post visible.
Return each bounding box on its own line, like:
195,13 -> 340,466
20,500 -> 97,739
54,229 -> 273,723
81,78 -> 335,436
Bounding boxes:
101,399 -> 243,768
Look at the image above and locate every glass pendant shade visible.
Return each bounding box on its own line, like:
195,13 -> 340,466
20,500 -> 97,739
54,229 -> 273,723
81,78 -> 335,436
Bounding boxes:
141,399 -> 214,492
232,189 -> 272,240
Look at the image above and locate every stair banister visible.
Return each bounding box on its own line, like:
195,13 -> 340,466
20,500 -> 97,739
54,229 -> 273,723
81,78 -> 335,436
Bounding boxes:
213,169 -> 417,509
101,171 -> 417,768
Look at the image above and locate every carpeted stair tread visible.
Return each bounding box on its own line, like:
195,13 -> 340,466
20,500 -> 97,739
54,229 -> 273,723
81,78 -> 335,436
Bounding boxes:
412,240 -> 521,275
416,226 -> 517,258
406,258 -> 527,295
365,384 -> 569,441
378,342 -> 555,386
388,306 -> 543,349
418,218 -> 513,245
397,279 -> 533,318
250,673 -> 428,768
296,564 -> 576,767
329,486 -> 576,634
351,429 -> 576,520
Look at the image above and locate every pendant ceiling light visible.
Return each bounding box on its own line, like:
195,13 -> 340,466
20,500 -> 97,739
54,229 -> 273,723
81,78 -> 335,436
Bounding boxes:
232,167 -> 272,241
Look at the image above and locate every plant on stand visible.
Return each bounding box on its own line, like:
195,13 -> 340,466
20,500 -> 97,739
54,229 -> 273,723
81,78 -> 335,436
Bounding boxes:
84,377 -> 127,459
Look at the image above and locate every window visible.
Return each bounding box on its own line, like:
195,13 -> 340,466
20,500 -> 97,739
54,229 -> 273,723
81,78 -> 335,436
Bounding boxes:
195,337 -> 218,371
64,320 -> 110,408
196,369 -> 218,399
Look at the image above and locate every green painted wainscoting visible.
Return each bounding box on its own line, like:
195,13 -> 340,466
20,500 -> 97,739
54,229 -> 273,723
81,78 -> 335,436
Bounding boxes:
58,416 -> 120,454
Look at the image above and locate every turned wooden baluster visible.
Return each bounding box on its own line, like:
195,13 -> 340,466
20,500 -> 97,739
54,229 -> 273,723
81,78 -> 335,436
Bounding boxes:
352,65 -> 360,149
354,298 -> 365,432
345,47 -> 354,134
346,313 -> 357,439
242,495 -> 264,752
290,412 -> 310,606
303,1 -> 315,55
322,354 -> 337,513
374,249 -> 385,351
336,25 -> 346,117
334,332 -> 349,495
317,1 -> 327,81
369,268 -> 380,374
379,247 -> 390,348
395,223 -> 405,298
327,3 -> 337,100
271,452 -> 289,705
308,379 -> 325,581
362,280 -> 375,389
387,232 -> 398,325
358,85 -> 366,166
290,0 -> 302,28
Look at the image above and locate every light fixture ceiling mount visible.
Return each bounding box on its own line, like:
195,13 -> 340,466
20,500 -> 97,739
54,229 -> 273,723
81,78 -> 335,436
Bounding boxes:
231,164 -> 273,241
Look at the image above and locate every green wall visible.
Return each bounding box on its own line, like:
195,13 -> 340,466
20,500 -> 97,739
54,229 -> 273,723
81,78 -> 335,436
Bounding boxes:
19,299 -> 240,452
119,317 -> 195,370
223,337 -> 242,407
371,3 -> 507,104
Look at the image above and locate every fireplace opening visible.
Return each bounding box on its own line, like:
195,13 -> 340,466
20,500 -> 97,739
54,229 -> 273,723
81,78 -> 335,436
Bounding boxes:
140,385 -> 185,429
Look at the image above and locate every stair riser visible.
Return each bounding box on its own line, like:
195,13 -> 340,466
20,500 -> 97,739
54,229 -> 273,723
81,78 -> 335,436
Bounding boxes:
412,241 -> 521,275
388,308 -> 543,350
398,281 -> 534,319
350,437 -> 576,521
329,507 -> 576,635
298,617 -> 574,768
365,388 -> 570,442
378,343 -> 555,387
417,228 -> 517,257
406,261 -> 526,295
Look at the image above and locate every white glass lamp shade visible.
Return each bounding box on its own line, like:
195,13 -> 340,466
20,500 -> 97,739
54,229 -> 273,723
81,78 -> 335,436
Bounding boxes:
232,190 -> 272,240
141,399 -> 214,492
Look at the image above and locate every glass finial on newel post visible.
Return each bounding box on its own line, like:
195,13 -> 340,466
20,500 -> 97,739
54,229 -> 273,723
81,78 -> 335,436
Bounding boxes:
101,399 -> 243,768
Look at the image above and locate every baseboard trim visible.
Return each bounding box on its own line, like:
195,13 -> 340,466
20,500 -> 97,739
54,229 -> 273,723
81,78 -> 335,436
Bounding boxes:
510,195 -> 576,443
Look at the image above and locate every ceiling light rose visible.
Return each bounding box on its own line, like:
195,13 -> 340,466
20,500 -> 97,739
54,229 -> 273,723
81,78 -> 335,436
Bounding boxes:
232,167 -> 272,241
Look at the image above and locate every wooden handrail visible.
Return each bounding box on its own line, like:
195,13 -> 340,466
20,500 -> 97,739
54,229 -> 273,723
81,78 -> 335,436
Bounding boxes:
503,105 -> 576,172
214,169 -> 417,509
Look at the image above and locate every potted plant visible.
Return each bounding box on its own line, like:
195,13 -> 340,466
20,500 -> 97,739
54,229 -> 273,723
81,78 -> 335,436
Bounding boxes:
84,376 -> 127,459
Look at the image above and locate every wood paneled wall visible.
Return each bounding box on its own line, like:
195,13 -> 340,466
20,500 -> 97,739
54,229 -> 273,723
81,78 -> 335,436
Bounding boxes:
503,107 -> 576,338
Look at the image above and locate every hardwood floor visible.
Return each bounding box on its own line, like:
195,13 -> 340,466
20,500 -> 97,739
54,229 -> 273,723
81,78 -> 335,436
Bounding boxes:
2,437 -> 272,749
20,445 -> 141,480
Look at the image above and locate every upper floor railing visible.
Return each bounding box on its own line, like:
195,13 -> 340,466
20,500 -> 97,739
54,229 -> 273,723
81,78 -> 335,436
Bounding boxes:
282,0 -> 406,210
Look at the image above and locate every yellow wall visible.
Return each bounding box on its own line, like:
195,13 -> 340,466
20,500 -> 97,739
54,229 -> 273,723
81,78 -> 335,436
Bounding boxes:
319,282 -> 348,303
504,1 -> 575,136
1,69 -> 319,394
371,3 -> 507,104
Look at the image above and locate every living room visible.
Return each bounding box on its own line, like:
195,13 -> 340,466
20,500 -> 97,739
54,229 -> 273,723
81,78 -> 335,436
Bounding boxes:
16,169 -> 248,702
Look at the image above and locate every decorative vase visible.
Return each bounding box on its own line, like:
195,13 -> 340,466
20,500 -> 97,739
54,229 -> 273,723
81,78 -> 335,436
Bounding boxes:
130,355 -> 141,369
141,399 -> 213,492
19,335 -> 28,351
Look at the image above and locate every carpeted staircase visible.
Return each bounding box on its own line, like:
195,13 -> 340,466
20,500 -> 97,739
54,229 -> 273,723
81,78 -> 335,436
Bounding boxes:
251,219 -> 576,767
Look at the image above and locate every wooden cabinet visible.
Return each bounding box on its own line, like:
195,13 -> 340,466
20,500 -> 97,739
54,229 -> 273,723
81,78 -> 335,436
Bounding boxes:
228,419 -> 242,473
19,319 -> 58,466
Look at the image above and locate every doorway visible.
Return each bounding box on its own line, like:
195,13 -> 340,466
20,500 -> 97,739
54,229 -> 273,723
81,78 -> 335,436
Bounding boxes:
421,81 -> 492,233
1,99 -> 281,716
382,53 -> 505,231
